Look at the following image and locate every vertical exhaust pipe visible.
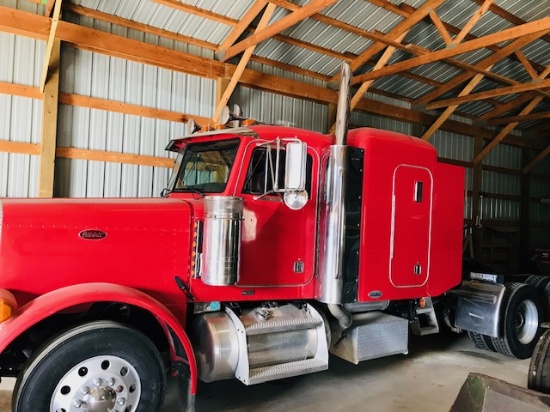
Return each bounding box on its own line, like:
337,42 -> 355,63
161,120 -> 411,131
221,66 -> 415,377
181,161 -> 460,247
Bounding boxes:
317,62 -> 352,304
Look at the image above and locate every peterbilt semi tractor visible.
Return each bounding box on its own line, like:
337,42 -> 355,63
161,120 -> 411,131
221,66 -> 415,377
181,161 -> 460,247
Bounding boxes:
0,64 -> 544,411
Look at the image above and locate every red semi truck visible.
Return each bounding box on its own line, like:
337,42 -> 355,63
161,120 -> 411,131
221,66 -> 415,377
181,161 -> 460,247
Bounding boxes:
0,64 -> 544,411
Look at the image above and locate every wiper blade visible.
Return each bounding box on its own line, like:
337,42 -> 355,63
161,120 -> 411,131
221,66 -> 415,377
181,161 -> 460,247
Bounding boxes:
182,186 -> 205,198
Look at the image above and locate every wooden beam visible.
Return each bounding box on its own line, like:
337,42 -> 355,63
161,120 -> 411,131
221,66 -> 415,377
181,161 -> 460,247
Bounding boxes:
0,140 -> 41,155
2,7 -> 548,151
38,37 -> 60,198
429,8 -> 452,45
217,0 -> 267,53
58,93 -> 210,125
451,0 -> 493,45
426,78 -> 550,111
421,68 -> 491,141
515,50 -> 538,80
39,0 -> 62,93
339,0 -> 445,78
478,93 -> 535,121
45,0 -> 55,17
523,144 -> 550,174
473,96 -> 544,164
56,147 -> 173,168
64,4 -> 217,51
352,20 -> 550,84
153,0 -> 238,26
0,81 -> 43,99
415,32 -> 549,106
488,111 -> 550,126
350,31 -> 408,111
214,3 -> 276,122
220,0 -> 336,62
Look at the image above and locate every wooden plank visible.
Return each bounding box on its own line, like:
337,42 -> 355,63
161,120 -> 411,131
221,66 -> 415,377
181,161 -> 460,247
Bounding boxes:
217,0 -> 267,53
415,32 -> 548,106
64,4 -> 217,51
352,20 -> 550,84
426,78 -> 550,110
214,3 -> 276,122
421,69 -> 491,141
153,0 -> 238,26
340,0 -> 445,78
0,81 -> 43,99
473,96 -> 544,164
515,50 -> 538,79
523,145 -> 550,174
38,38 -> 60,198
451,0 -> 494,45
488,111 -> 550,126
39,0 -> 62,94
0,140 -> 41,155
478,93 -> 535,121
58,93 -> 210,125
56,147 -> 174,168
220,0 -> 337,61
45,0 -> 55,17
429,8 -> 452,45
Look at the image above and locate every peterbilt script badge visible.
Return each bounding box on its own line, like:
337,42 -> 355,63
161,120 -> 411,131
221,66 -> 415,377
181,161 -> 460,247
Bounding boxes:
79,229 -> 107,240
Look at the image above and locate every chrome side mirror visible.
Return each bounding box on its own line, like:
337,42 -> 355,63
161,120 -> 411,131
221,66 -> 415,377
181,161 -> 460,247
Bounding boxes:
284,141 -> 308,210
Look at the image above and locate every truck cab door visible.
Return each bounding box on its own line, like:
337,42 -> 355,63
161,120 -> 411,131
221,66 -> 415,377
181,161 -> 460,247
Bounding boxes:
235,142 -> 317,287
390,165 -> 433,287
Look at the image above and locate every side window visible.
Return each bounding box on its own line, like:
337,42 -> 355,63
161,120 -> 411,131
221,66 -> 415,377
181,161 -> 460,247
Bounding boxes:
243,147 -> 313,195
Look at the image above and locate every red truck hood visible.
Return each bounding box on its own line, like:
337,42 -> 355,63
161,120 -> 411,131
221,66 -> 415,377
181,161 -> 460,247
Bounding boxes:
0,198 -> 194,306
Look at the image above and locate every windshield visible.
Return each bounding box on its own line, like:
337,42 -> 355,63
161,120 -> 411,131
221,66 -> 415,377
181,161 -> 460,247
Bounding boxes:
168,139 -> 240,194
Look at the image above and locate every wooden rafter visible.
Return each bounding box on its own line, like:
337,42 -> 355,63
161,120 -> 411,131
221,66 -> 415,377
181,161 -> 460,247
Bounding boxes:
415,32 -> 549,106
352,18 -> 550,84
39,0 -> 62,93
44,0 -> 55,17
421,68 -> 492,141
426,78 -> 550,111
217,0 -> 267,53
515,50 -> 538,80
451,0 -> 493,45
213,3 -> 277,122
488,111 -> 550,126
220,0 -> 337,62
65,4 -> 217,51
153,0 -> 238,26
523,145 -> 550,174
334,0 -> 445,80
478,93 -> 536,121
429,8 -> 452,45
473,96 -> 544,164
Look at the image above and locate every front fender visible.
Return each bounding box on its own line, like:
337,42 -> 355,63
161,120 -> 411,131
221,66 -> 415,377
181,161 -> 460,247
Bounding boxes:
0,282 -> 198,395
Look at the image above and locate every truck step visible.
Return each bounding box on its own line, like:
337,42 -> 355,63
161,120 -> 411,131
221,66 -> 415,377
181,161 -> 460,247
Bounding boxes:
244,316 -> 323,336
245,358 -> 328,385
411,297 -> 439,336
330,311 -> 409,364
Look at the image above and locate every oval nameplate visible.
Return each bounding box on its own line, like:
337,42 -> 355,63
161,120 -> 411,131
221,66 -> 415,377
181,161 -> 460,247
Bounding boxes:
79,229 -> 107,240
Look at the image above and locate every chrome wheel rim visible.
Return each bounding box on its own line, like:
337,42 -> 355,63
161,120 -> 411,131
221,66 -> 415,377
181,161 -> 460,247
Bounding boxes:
50,355 -> 141,412
515,300 -> 538,345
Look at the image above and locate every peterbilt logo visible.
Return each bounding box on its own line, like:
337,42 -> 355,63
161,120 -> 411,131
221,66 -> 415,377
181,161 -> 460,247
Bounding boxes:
79,229 -> 107,240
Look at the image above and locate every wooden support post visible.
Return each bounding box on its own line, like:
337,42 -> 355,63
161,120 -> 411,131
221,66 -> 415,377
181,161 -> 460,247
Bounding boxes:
519,147 -> 531,271
38,39 -> 60,198
327,103 -> 337,134
471,134 -> 484,260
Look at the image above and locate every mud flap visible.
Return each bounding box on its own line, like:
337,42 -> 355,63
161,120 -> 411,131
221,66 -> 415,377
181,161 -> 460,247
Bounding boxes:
451,373 -> 550,412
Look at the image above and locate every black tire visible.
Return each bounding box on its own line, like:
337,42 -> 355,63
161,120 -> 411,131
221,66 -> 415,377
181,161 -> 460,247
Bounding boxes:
528,329 -> 550,393
491,282 -> 544,359
12,321 -> 166,412
525,275 -> 550,292
543,282 -> 550,321
468,331 -> 496,352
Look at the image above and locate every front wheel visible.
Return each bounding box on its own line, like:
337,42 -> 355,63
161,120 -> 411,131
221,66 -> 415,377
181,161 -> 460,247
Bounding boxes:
12,321 -> 166,412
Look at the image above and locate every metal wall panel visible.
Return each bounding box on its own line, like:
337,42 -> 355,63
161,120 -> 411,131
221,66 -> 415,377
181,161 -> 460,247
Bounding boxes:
483,143 -> 522,171
349,112 -> 412,135
232,86 -> 328,133
0,32 -> 44,197
57,47 -> 212,197
430,130 -> 473,162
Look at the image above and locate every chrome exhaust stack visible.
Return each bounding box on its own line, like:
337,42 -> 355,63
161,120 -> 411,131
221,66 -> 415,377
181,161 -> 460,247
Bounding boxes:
317,62 -> 352,304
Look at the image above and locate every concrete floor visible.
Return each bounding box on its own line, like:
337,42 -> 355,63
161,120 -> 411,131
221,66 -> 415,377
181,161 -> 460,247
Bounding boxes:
0,333 -> 532,411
